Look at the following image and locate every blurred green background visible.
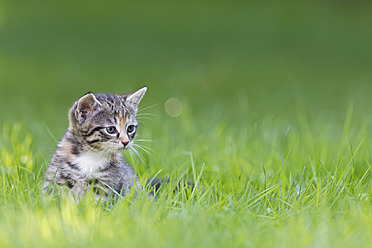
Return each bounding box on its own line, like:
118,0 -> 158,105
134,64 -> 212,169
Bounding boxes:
0,0 -> 372,157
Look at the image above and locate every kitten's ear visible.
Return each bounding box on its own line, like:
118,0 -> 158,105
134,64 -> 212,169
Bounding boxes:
125,87 -> 147,108
74,93 -> 102,123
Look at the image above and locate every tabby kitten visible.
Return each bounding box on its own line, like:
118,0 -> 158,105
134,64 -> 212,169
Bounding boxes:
42,87 -> 147,204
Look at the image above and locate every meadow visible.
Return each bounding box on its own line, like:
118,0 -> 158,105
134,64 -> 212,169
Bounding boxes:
1,0 -> 372,247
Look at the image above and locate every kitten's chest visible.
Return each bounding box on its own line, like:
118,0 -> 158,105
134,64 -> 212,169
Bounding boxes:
72,152 -> 110,175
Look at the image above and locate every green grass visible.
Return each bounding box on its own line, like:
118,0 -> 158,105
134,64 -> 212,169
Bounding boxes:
1,0 -> 372,247
2,111 -> 372,247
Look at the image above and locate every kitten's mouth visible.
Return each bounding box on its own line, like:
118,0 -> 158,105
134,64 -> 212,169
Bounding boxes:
118,144 -> 131,151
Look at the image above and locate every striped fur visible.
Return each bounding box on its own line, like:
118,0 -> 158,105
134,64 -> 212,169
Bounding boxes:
42,87 -> 147,204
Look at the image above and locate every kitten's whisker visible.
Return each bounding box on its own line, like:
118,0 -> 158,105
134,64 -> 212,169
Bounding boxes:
128,149 -> 135,163
132,146 -> 146,163
127,149 -> 142,171
133,143 -> 156,155
130,146 -> 147,168
138,103 -> 159,113
134,134 -> 154,138
97,145 -> 112,161
85,143 -> 98,153
134,146 -> 156,160
133,146 -> 155,160
103,142 -> 117,157
136,112 -> 158,122
137,113 -> 159,116
136,116 -> 154,121
135,139 -> 159,143
108,145 -> 116,157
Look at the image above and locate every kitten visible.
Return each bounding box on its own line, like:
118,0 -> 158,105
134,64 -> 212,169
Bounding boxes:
42,87 -> 148,204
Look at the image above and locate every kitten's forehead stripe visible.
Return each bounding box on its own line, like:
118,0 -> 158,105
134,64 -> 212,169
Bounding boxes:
107,118 -> 115,125
94,93 -> 129,120
116,115 -> 128,134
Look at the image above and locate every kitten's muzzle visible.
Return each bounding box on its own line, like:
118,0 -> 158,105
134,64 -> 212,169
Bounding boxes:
119,134 -> 130,147
117,141 -> 130,151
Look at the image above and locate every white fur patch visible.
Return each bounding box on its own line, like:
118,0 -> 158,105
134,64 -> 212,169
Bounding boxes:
73,152 -> 108,175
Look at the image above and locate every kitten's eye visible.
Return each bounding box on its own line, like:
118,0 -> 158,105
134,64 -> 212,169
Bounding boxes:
106,126 -> 117,134
126,125 -> 135,134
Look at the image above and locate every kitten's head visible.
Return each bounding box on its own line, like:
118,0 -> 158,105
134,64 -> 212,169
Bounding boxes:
68,87 -> 147,152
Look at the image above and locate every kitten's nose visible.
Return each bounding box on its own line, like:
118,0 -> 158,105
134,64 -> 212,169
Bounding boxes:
120,134 -> 130,147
